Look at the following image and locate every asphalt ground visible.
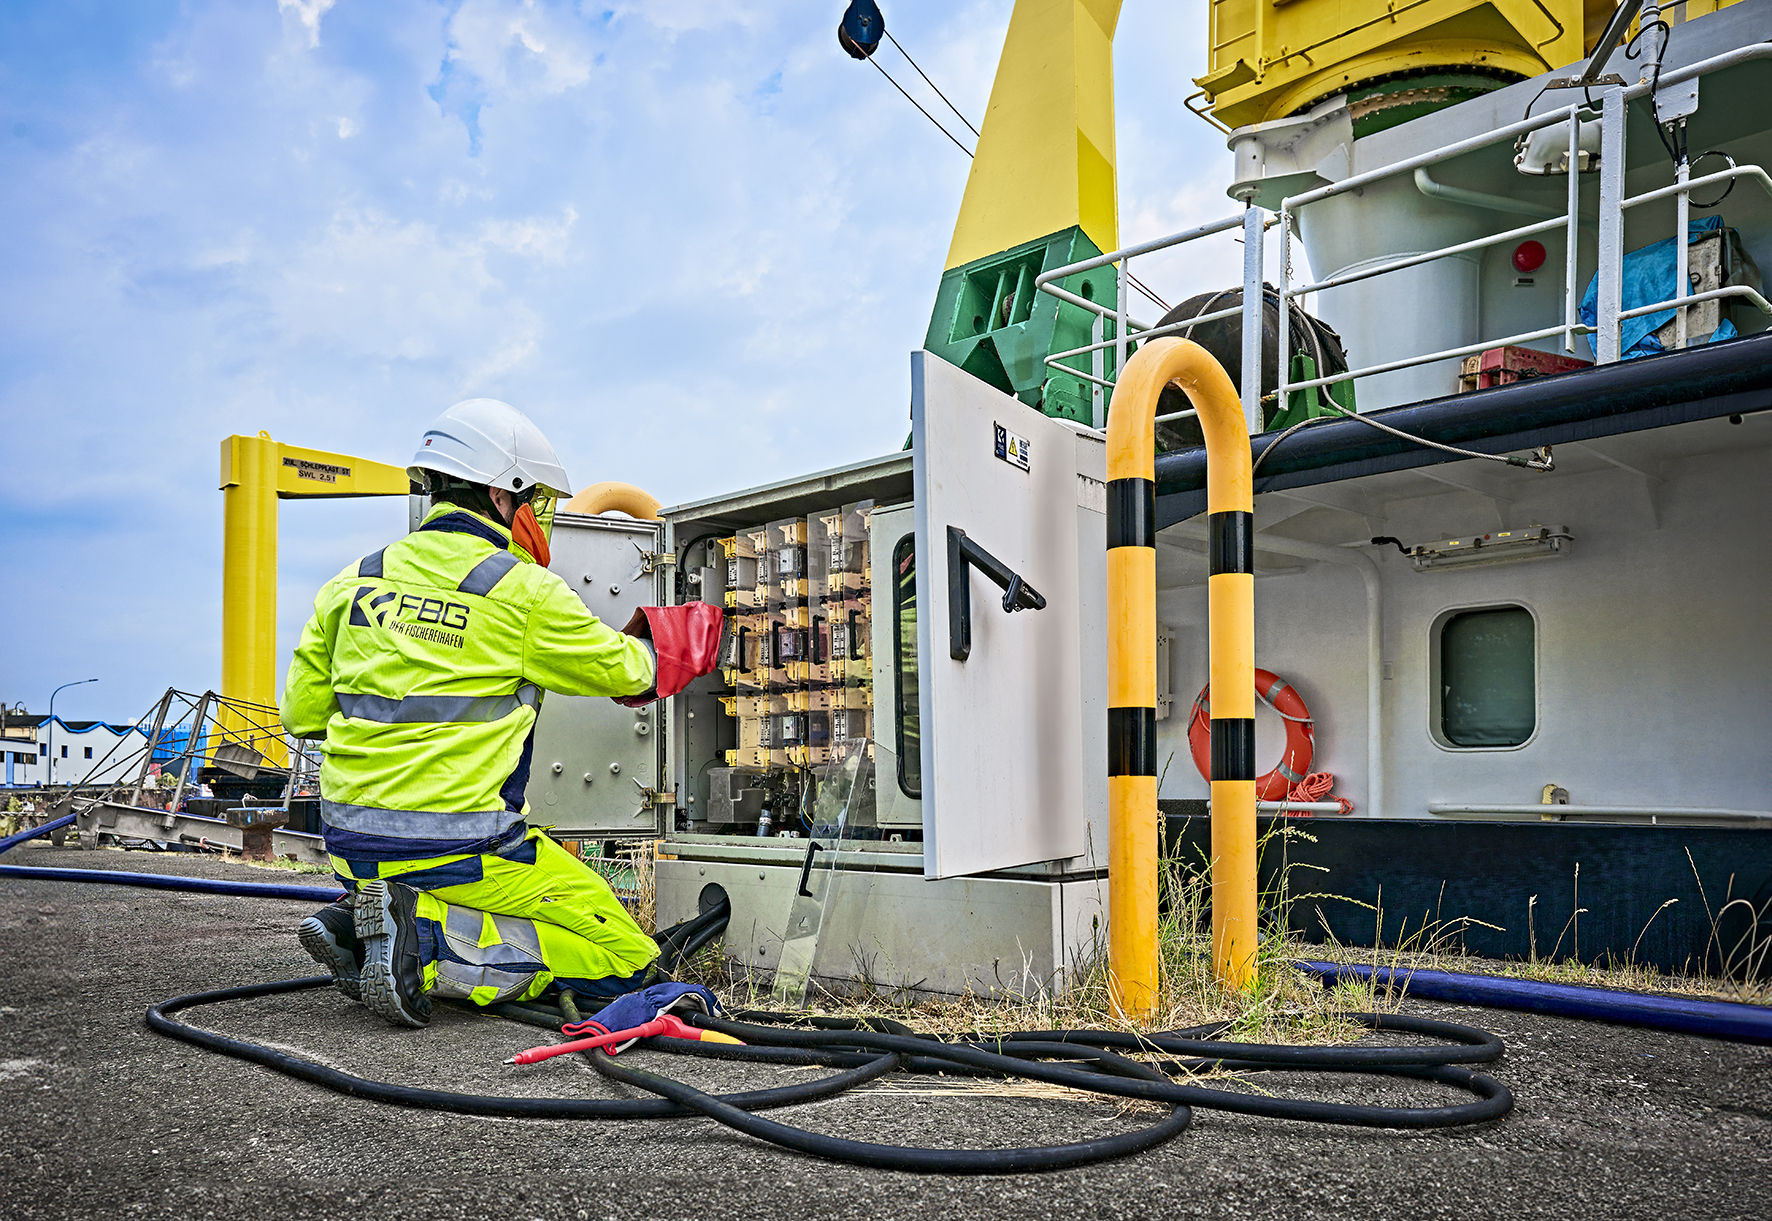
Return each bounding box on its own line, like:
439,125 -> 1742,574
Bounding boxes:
3,841 -> 1769,1221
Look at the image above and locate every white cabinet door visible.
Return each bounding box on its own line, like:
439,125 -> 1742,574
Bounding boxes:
911,351 -> 1100,879
526,512 -> 664,836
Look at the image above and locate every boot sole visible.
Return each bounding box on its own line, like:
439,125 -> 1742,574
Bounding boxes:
355,880 -> 429,1028
297,915 -> 362,1002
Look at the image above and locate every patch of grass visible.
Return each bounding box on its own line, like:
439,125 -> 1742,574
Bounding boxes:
240,855 -> 330,876
1302,854 -> 1772,1007
586,838 -> 659,935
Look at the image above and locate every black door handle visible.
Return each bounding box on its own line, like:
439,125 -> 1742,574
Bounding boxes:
947,525 -> 1046,661
796,841 -> 825,897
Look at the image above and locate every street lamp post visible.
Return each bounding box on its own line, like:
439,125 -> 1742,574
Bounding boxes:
47,679 -> 98,788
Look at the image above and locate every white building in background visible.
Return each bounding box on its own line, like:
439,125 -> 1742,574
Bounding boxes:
3,717 -> 146,788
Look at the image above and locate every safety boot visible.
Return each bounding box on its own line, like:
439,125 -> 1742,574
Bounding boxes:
355,879 -> 433,1028
298,898 -> 363,1002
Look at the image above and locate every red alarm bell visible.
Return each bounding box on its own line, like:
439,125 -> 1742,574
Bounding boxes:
1512,240 -> 1547,273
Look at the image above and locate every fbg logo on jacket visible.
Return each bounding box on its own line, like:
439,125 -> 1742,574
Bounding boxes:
350,586 -> 471,649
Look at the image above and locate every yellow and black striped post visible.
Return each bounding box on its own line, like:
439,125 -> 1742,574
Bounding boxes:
1107,338 -> 1256,1016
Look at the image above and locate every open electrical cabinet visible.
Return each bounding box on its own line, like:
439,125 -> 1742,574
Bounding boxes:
529,353 -> 1111,997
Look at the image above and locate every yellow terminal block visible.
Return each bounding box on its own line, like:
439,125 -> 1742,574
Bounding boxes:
787,745 -> 830,769
787,689 -> 833,713
785,661 -> 831,686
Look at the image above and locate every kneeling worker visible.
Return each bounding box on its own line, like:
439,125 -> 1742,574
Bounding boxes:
283,398 -> 722,1027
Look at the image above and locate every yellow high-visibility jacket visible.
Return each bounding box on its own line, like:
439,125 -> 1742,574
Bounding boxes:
283,504 -> 654,850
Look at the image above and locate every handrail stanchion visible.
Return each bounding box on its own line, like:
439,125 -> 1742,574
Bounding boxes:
1565,107 -> 1581,354
1674,148 -> 1690,349
1597,85 -> 1628,362
1277,212 -> 1293,419
1240,202 -> 1264,434
1091,309 -> 1106,429
1106,338 -> 1253,1016
1115,258 -> 1129,419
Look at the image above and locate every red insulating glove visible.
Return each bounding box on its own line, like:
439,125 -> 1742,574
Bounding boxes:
613,602 -> 724,707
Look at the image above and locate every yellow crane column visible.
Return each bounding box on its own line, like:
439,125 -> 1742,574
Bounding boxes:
220,432 -> 282,754
218,433 -> 411,764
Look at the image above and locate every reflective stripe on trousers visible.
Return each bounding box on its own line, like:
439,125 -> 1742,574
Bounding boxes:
427,904 -> 549,1002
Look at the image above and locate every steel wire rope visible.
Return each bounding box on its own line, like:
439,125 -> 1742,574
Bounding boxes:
859,38 -> 1170,314
883,30 -> 979,138
1248,398 -> 1555,484
866,56 -> 975,157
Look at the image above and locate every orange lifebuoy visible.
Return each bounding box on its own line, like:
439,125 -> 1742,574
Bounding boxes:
1187,668 -> 1315,801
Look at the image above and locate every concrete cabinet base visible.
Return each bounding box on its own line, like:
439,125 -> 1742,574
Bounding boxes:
655,856 -> 1106,998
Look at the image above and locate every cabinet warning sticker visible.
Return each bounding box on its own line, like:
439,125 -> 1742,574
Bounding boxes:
993,423 -> 1030,472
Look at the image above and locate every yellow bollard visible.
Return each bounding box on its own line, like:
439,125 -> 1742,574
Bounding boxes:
1106,338 -> 1255,1015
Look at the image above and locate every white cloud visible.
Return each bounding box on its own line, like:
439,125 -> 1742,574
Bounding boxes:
278,0 -> 337,50
444,0 -> 600,97
479,207 -> 577,261
336,116 -> 358,138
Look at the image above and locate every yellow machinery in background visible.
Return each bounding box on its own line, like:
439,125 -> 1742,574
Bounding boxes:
218,432 -> 410,766
1197,0 -> 1626,131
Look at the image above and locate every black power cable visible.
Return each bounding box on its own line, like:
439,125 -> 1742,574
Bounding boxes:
146,974 -> 1512,1174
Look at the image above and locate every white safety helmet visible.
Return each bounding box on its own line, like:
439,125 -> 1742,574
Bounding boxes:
407,399 -> 573,500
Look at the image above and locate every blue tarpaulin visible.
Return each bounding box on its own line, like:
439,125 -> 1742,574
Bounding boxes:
1581,215 -> 1737,358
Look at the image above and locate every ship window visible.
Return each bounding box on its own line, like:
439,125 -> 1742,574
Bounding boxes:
84,746 -> 93,759
892,533 -> 920,799
1438,605 -> 1536,747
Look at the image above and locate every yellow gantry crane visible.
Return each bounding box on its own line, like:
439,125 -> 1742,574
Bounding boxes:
218,432 -> 411,764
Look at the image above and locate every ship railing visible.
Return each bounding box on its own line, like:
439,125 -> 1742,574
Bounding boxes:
1033,211 -> 1258,432
1035,41 -> 1772,434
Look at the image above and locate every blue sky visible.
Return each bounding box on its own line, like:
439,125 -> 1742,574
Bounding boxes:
0,0 -> 1240,722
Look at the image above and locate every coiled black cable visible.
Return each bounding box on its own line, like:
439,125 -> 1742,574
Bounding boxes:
146,975 -> 1512,1174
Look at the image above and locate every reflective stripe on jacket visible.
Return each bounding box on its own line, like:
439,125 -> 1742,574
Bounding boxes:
282,504 -> 655,843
